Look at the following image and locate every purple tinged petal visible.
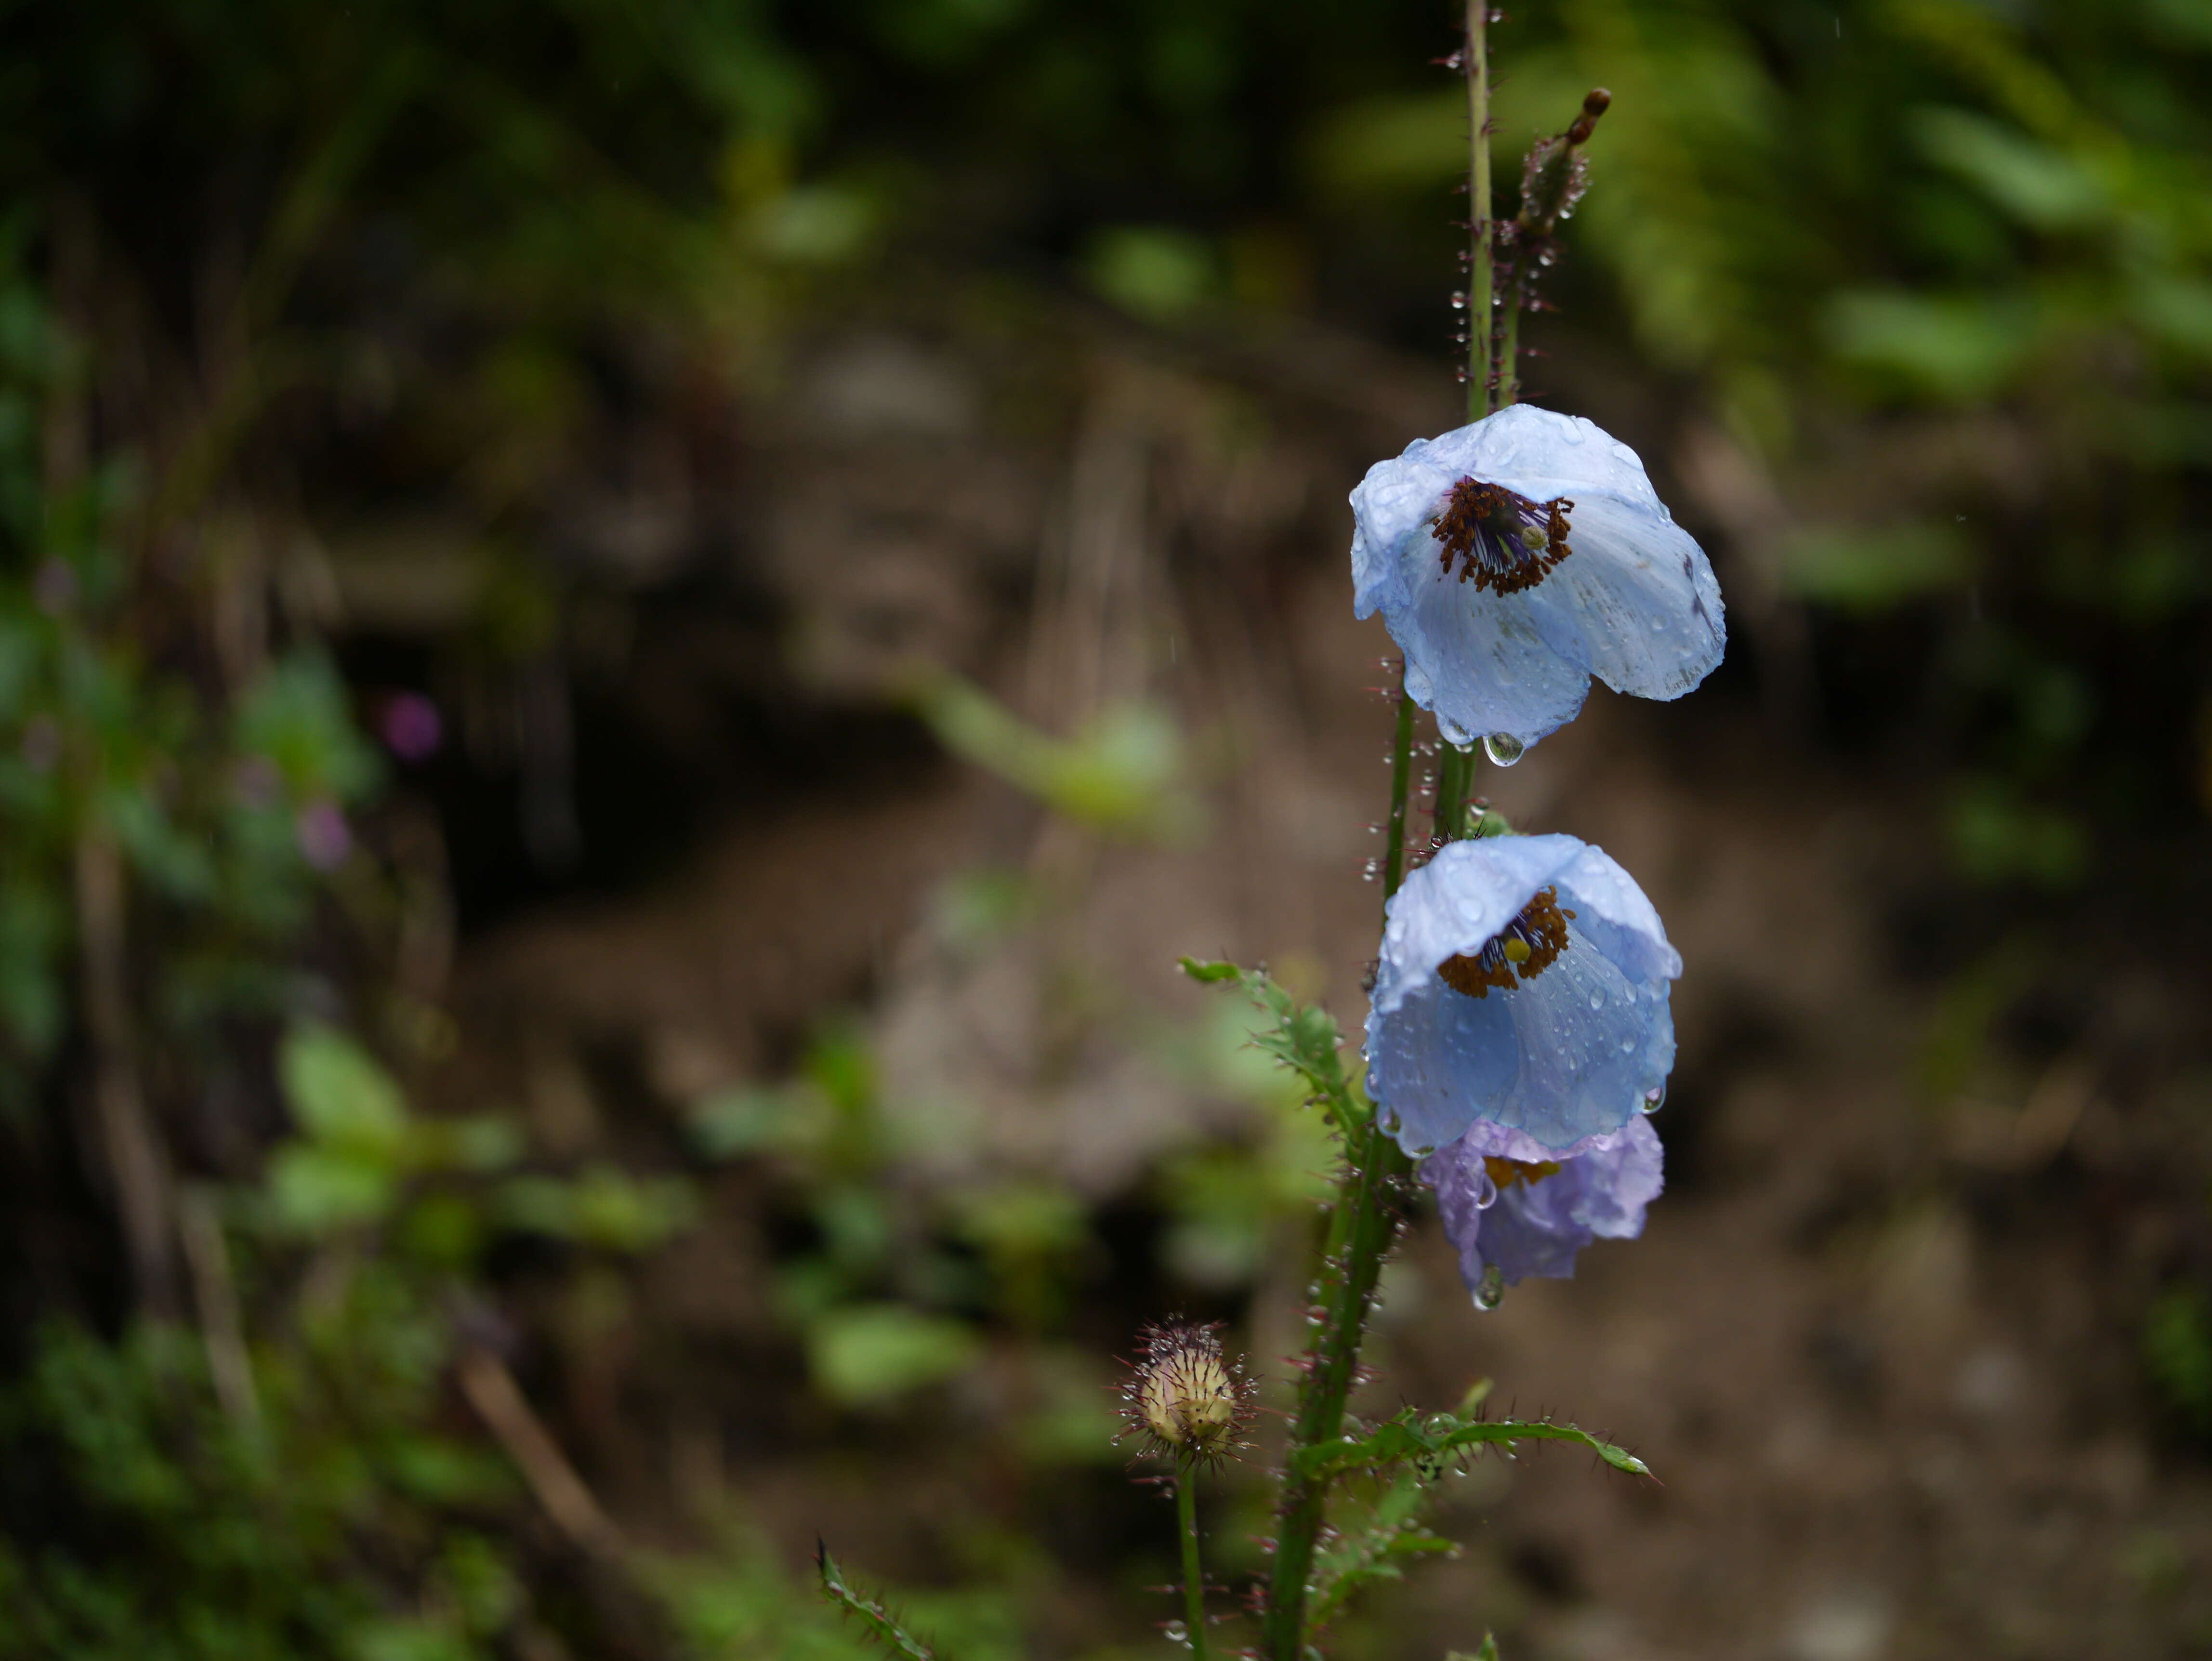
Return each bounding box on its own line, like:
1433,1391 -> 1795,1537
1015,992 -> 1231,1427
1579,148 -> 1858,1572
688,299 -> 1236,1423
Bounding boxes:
1421,1115 -> 1664,1299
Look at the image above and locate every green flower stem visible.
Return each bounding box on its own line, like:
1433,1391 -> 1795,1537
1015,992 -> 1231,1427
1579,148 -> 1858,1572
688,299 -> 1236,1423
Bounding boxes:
1261,1110 -> 1410,1661
1381,690 -> 1416,901
1435,738 -> 1472,846
1177,1462 -> 1210,1661
1263,26 -> 1499,1654
1262,678 -> 1420,1656
1465,0 -> 1493,420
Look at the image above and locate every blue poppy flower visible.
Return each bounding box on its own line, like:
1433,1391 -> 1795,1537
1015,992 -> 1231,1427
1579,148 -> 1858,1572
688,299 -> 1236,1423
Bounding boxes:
1350,404 -> 1725,750
1420,1114 -> 1663,1305
1365,833 -> 1678,1155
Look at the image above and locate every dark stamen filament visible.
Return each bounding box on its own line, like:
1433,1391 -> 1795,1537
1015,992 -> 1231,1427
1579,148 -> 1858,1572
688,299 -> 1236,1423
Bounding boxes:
1437,885 -> 1575,997
1430,477 -> 1574,595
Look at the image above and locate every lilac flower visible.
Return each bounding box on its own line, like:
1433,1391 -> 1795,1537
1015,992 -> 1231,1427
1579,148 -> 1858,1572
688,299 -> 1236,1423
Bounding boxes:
1421,1114 -> 1663,1305
1350,404 -> 1724,751
1365,833 -> 1678,1155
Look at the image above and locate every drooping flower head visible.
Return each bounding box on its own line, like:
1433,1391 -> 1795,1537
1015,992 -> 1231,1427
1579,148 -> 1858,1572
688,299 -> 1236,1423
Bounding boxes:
1365,832 -> 1678,1156
1350,404 -> 1724,751
1118,1318 -> 1256,1468
1421,1114 -> 1663,1308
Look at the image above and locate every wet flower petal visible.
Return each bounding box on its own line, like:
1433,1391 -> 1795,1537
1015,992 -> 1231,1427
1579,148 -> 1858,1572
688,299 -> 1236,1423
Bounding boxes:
1422,1114 -> 1664,1297
1350,404 -> 1725,748
1366,834 -> 1679,1154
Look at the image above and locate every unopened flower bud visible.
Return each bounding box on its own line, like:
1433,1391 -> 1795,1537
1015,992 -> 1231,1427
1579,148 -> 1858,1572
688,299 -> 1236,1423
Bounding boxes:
1120,1318 -> 1257,1466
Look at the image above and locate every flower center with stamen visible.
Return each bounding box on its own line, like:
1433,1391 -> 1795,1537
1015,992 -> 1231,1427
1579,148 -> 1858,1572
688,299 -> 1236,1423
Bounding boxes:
1436,885 -> 1575,998
1483,1155 -> 1562,1190
1430,477 -> 1575,595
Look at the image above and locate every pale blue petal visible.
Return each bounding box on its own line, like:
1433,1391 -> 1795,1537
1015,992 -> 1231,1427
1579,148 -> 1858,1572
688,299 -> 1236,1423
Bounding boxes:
1517,493 -> 1725,702
1348,403 -> 1725,747
1397,573 -> 1591,748
1369,835 -> 1585,1018
1366,835 -> 1678,1154
1552,844 -> 1682,987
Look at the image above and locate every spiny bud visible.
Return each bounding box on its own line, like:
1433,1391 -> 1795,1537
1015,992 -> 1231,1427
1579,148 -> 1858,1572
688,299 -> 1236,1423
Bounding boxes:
1119,1318 -> 1258,1466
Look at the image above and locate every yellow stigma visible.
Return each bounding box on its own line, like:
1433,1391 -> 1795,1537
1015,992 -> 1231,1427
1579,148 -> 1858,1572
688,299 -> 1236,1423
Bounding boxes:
1501,936 -> 1532,963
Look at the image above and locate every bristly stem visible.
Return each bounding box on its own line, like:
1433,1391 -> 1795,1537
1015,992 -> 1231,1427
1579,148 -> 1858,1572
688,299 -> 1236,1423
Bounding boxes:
1262,20 -> 1497,1658
1434,737 -> 1474,847
1382,690 -> 1416,901
1259,1105 -> 1410,1661
1464,0 -> 1492,421
1497,264 -> 1522,409
1176,1463 -> 1210,1661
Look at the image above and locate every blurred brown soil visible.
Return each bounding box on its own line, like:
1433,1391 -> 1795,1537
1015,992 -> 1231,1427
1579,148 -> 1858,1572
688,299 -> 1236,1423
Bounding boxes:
427,321 -> 2212,1661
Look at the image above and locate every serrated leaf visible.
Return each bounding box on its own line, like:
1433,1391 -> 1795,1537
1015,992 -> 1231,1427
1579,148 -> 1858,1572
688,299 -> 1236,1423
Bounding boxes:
1183,959 -> 1360,1111
1309,1470 -> 1459,1629
1292,1405 -> 1652,1485
816,1543 -> 939,1661
1177,956 -> 1242,983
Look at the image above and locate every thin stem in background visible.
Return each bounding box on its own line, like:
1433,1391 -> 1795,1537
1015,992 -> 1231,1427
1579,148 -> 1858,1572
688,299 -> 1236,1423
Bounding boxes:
1382,689 -> 1416,901
1464,0 -> 1493,421
1496,267 -> 1522,409
1177,1464 -> 1210,1661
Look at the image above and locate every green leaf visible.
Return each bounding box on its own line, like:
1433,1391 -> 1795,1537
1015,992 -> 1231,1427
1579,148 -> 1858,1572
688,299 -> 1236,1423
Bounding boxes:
1911,107 -> 2108,231
494,1166 -> 698,1253
1309,1470 -> 1458,1629
279,1024 -> 409,1158
1083,225 -> 1217,322
1825,289 -> 2036,402
816,1543 -> 938,1661
267,1145 -> 399,1232
1290,1404 -> 1652,1486
807,1304 -> 980,1407
909,670 -> 1194,838
1778,521 -> 1974,611
1176,957 -> 1242,984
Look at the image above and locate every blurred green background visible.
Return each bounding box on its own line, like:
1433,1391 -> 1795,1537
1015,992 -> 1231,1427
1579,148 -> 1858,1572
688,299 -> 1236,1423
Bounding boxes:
2,0 -> 2211,1656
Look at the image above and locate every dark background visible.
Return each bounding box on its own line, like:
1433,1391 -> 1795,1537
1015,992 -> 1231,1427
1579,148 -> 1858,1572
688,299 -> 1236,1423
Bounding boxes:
0,1 -> 2209,1657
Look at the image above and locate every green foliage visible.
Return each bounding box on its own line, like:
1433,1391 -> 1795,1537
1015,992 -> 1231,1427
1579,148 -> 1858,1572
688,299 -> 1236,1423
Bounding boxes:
2145,1283 -> 2212,1442
1289,1385 -> 1650,1488
651,1522 -> 1028,1661
815,1545 -> 941,1661
0,1306 -> 521,1661
912,671 -> 1198,840
807,1305 -> 982,1409
1176,959 -> 1364,1123
266,1024 -> 528,1237
1307,1471 -> 1458,1631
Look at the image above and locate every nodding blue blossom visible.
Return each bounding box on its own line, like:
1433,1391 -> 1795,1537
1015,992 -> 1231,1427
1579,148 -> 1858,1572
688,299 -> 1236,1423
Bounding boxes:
1365,832 -> 1678,1156
1421,1114 -> 1663,1305
1350,404 -> 1724,751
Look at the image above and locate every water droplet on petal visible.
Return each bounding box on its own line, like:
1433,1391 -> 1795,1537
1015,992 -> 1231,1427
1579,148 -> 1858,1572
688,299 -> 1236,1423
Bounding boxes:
1474,1264 -> 1505,1310
1588,991 -> 1604,1010
1481,732 -> 1525,767
1641,1084 -> 1666,1114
